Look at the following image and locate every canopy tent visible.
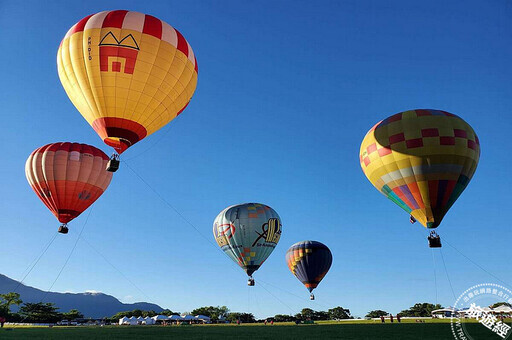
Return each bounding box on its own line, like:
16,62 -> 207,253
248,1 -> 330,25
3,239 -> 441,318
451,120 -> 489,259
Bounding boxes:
143,316 -> 155,325
431,308 -> 457,318
119,317 -> 130,325
493,305 -> 512,314
195,315 -> 211,323
152,315 -> 170,321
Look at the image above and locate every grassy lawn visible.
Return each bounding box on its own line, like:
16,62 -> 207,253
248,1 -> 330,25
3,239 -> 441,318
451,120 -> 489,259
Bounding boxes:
0,322 -> 504,339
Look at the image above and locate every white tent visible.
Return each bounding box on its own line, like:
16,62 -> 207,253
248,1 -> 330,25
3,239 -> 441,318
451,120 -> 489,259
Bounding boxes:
128,316 -> 138,325
432,308 -> 457,318
169,315 -> 183,321
143,316 -> 155,325
195,315 -> 211,323
494,305 -> 512,314
152,315 -> 170,321
182,314 -> 196,321
119,316 -> 130,325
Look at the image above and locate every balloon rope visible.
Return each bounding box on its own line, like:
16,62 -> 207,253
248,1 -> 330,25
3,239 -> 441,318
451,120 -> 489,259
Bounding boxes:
12,232 -> 58,293
40,208 -> 93,302
440,248 -> 457,300
123,160 -> 240,269
444,238 -> 511,287
431,248 -> 438,305
257,280 -> 295,315
80,237 -> 154,303
123,125 -> 172,161
258,278 -> 331,310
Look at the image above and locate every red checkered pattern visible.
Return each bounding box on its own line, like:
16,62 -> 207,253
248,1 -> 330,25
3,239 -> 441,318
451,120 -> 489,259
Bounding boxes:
361,127 -> 480,168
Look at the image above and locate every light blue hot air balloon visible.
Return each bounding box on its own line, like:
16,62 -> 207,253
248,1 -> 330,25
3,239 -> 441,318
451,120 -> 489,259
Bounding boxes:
213,203 -> 282,286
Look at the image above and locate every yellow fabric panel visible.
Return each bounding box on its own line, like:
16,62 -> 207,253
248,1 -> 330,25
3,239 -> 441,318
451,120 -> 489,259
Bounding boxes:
360,109 -> 480,229
57,23 -> 197,142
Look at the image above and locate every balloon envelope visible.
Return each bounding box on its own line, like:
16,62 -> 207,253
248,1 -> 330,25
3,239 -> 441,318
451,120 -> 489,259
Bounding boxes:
213,203 -> 282,276
57,10 -> 198,153
360,109 -> 480,228
25,142 -> 113,224
286,241 -> 332,293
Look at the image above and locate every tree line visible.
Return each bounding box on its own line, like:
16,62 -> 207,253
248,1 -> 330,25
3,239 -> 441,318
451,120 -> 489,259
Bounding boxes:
0,292 -> 83,323
3,292 -> 510,324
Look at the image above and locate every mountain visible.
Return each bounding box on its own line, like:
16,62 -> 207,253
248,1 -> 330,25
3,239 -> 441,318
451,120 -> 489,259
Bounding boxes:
0,274 -> 163,318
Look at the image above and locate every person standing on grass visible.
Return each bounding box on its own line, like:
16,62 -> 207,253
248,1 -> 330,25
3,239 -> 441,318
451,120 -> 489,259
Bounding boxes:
0,316 -> 5,328
390,314 -> 394,323
397,314 -> 401,323
380,315 -> 385,323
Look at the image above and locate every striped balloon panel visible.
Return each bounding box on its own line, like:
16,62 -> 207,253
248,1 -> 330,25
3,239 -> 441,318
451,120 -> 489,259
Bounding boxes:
25,143 -> 112,224
213,203 -> 282,276
57,10 -> 198,153
286,241 -> 332,292
360,109 -> 480,228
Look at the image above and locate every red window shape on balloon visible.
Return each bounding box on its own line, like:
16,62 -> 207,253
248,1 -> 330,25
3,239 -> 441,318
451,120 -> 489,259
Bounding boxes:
98,32 -> 140,74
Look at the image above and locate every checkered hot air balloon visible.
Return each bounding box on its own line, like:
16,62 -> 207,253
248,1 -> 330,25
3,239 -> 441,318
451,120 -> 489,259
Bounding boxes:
213,203 -> 282,286
57,10 -> 198,154
360,109 -> 480,231
286,241 -> 332,300
25,143 -> 113,233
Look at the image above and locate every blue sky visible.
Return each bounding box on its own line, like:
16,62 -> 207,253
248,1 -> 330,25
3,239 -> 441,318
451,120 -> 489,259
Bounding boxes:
1,0 -> 511,318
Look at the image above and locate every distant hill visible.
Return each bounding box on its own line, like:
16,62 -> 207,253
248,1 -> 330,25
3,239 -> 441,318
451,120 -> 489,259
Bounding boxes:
0,273 -> 163,318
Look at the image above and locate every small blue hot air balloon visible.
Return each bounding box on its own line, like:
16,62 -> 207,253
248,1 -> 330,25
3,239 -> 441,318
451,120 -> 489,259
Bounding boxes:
286,241 -> 332,300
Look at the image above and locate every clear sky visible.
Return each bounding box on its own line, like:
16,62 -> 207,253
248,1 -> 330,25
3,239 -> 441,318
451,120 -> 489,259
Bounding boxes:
1,0 -> 511,319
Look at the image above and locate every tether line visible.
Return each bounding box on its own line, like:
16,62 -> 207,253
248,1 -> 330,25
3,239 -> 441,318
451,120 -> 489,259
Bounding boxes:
444,238 -> 511,288
440,248 -> 456,300
13,232 -> 58,293
81,237 -> 154,303
41,208 -> 93,302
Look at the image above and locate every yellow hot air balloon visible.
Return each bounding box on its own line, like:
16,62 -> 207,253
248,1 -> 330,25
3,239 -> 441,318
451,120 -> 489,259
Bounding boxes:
57,10 -> 198,154
360,109 -> 480,246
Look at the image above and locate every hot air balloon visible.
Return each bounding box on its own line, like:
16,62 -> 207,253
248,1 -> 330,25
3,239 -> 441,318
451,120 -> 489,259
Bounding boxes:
57,10 -> 198,170
213,203 -> 282,286
286,241 -> 332,300
25,143 -> 113,234
359,109 -> 480,247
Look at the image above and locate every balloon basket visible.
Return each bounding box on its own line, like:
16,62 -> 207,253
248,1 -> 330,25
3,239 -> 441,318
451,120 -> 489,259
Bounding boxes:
58,224 -> 69,234
106,154 -> 120,172
428,231 -> 442,248
247,277 -> 255,286
310,293 -> 315,300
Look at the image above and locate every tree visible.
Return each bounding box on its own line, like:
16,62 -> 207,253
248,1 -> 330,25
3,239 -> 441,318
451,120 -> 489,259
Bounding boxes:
62,309 -> 84,320
19,302 -> 62,323
328,307 -> 352,320
366,310 -> 388,318
273,314 -> 295,322
142,310 -> 157,318
191,306 -> 229,322
226,312 -> 255,323
0,292 -> 22,318
400,303 -> 442,317
160,309 -> 180,316
130,309 -> 143,317
0,293 -> 22,310
313,310 -> 329,320
110,311 -> 131,322
301,308 -> 315,320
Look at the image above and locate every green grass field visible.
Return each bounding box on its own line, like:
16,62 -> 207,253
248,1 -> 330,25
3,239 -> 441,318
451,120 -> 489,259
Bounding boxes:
0,322 -> 504,339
